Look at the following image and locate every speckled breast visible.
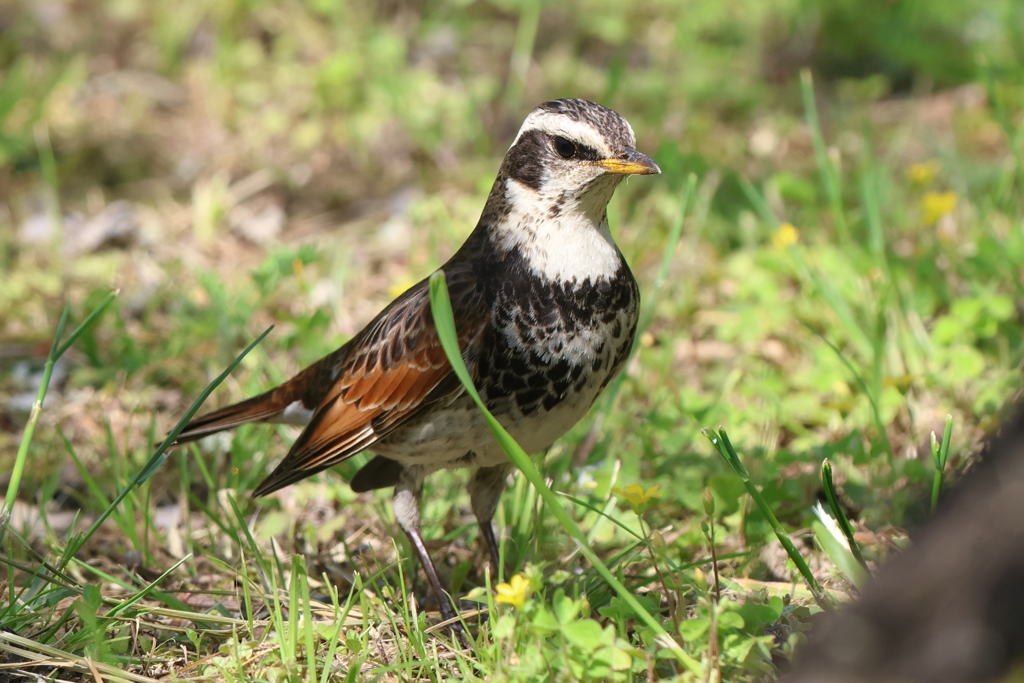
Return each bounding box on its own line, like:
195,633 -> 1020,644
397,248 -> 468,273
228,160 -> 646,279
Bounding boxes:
375,259 -> 639,468
475,262 -> 640,453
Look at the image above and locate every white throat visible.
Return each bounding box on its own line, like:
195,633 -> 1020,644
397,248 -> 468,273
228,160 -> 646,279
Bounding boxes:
493,176 -> 624,283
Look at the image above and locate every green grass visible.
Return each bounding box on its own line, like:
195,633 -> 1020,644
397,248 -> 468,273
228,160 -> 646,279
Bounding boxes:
2,0 -> 1024,680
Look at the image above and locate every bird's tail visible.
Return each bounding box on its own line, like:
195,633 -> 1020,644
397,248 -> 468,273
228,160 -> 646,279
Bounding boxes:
172,348 -> 345,446
173,388 -> 292,445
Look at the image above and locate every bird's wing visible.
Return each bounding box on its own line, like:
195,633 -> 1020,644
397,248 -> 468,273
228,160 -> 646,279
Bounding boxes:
248,270 -> 488,496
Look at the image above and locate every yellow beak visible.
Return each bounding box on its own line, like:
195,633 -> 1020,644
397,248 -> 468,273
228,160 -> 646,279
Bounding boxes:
596,148 -> 661,175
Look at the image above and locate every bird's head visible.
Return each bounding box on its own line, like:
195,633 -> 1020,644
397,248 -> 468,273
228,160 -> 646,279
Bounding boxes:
498,98 -> 660,220
475,99 -> 660,282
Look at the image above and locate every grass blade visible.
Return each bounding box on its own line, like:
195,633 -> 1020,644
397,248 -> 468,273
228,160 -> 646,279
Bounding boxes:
428,270 -> 701,674
930,414 -> 954,513
703,426 -> 835,611
105,553 -> 193,618
821,459 -> 869,572
57,325 -> 273,570
810,517 -> 868,588
802,322 -> 895,468
800,69 -> 848,242
5,291 -> 117,515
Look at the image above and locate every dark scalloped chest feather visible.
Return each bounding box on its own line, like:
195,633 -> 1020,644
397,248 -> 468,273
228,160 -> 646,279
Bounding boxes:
473,246 -> 640,417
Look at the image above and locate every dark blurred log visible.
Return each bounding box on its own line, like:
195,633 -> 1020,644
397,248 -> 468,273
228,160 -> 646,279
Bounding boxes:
785,412 -> 1024,683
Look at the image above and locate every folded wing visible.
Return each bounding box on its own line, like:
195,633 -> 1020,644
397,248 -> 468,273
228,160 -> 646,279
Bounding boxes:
173,270 -> 488,497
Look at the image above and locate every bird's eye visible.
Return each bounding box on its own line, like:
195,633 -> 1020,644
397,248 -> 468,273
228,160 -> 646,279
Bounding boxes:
552,135 -> 577,159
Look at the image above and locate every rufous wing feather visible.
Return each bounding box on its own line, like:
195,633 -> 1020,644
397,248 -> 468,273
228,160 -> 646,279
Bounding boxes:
251,275 -> 487,497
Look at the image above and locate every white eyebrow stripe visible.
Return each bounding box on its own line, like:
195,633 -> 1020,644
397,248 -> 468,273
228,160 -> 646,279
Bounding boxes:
510,113 -> 615,157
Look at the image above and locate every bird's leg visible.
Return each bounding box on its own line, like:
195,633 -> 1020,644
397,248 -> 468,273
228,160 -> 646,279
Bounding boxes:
392,466 -> 459,626
469,463 -> 515,580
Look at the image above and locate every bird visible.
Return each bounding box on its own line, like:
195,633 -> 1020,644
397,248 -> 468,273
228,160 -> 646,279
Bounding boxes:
173,98 -> 661,627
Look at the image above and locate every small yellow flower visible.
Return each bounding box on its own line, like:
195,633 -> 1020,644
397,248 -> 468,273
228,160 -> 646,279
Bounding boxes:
612,483 -> 663,514
292,258 -> 307,286
920,191 -> 957,225
494,574 -> 532,610
771,223 -> 799,249
906,160 -> 941,186
883,373 -> 913,393
387,277 -> 416,300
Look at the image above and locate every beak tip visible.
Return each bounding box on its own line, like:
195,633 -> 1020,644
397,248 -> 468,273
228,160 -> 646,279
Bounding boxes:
627,148 -> 660,176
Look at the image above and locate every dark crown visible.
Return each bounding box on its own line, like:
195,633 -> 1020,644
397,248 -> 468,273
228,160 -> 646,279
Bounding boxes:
534,99 -> 636,152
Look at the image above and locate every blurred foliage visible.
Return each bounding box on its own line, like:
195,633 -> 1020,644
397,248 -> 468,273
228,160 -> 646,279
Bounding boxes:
800,0 -> 1024,90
